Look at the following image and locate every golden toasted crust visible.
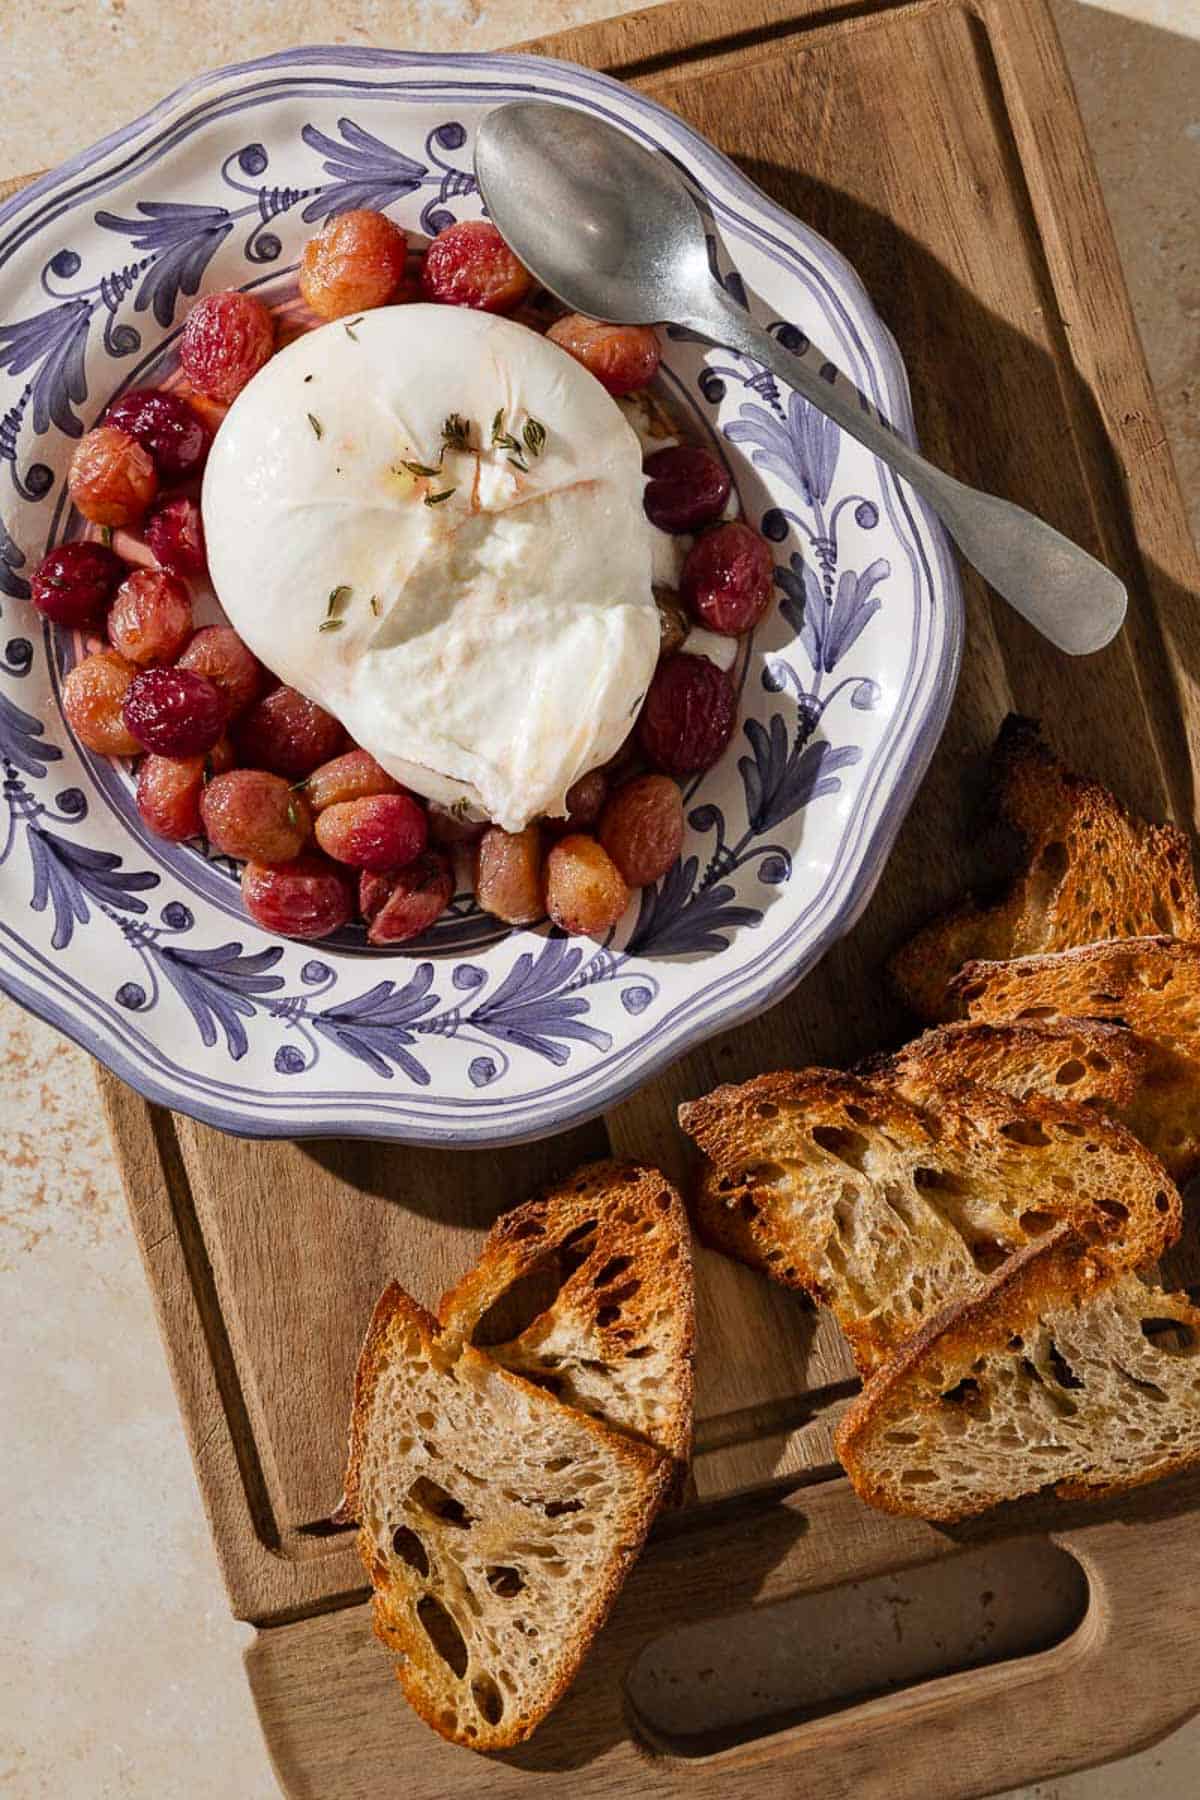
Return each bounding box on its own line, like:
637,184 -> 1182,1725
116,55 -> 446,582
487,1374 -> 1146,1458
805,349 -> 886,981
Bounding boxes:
836,1234 -> 1200,1519
343,1282 -> 671,1750
888,716 -> 1200,1023
679,1067 -> 1180,1372
437,1160 -> 695,1471
952,937 -> 1200,1183
872,1017 -> 1145,1110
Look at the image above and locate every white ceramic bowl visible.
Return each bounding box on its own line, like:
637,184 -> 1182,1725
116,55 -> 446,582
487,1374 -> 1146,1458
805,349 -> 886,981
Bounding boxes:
0,48 -> 961,1144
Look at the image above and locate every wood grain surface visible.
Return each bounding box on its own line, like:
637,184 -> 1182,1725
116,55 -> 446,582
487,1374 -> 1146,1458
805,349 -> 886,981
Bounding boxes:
19,0 -> 1194,1787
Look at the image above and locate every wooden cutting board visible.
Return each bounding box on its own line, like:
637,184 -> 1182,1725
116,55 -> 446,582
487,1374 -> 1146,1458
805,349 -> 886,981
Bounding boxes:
14,0 -> 1199,1791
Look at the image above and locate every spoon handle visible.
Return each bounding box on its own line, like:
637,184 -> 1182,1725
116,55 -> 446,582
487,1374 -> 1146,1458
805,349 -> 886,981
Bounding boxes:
688,285 -> 1126,656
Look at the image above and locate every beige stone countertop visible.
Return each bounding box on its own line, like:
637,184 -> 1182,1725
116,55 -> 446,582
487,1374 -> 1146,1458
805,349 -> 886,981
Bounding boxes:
1,2 -> 1197,1795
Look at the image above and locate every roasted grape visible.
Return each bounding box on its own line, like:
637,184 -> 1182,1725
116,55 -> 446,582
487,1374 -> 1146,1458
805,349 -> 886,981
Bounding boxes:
420,220 -> 533,313
680,520 -> 773,636
545,315 -> 660,397
299,209 -> 408,319
234,684 -> 344,779
67,426 -> 158,527
122,667 -> 227,756
179,290 -> 275,404
314,792 -> 427,871
546,769 -> 607,835
545,834 -> 629,938
474,824 -> 544,925
241,853 -> 355,940
107,569 -> 193,666
643,444 -> 732,533
599,774 -> 684,887
29,540 -> 123,629
136,738 -> 235,842
201,769 -> 312,864
104,387 -> 209,478
654,587 -> 689,659
361,852 -> 454,945
62,651 -> 141,755
145,494 -> 207,578
638,652 -> 736,776
176,625 -> 263,718
305,749 -> 399,813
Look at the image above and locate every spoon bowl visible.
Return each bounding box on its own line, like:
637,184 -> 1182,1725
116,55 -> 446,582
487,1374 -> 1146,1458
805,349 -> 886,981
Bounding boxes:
474,100 -> 711,324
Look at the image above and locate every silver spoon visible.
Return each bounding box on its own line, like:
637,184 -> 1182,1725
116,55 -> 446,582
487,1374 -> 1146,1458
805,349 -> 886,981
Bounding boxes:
475,102 -> 1126,657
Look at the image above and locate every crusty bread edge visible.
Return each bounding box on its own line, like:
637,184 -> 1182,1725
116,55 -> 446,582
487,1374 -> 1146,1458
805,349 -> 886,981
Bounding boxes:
341,1279 -> 674,1750
835,1231 -> 1200,1521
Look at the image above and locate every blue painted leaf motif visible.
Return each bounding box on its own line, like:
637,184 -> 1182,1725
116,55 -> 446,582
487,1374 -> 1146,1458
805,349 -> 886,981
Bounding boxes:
312,964 -> 439,1083
153,940 -> 285,1061
739,725 -> 863,834
824,558 -> 888,670
27,826 -> 158,950
0,691 -> 63,778
0,298 -> 91,436
300,120 -> 427,220
627,855 -> 759,956
469,935 -> 610,1064
725,390 -> 839,506
95,202 -> 234,325
775,554 -> 826,671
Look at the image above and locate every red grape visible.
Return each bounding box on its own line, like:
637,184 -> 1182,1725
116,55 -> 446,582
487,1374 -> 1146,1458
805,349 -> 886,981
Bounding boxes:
362,852 -> 454,945
546,769 -> 607,834
62,651 -> 141,756
104,387 -> 208,478
145,494 -> 207,578
123,667 -> 227,756
546,315 -> 660,396
299,209 -> 407,319
179,290 -> 275,404
68,426 -> 158,526
545,835 -> 629,937
315,792 -> 427,871
242,854 -> 354,940
201,769 -> 312,864
474,825 -> 544,925
107,569 -> 193,665
176,625 -> 263,718
680,521 -> 773,635
136,738 -> 236,842
643,445 -> 732,533
234,685 -> 345,779
420,220 -> 533,313
30,541 -> 123,629
599,774 -> 684,886
305,749 -> 399,812
638,652 -> 736,775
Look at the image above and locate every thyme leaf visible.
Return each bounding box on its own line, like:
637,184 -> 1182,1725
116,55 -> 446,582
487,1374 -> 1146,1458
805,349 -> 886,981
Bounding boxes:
442,412 -> 472,452
343,316 -> 364,340
424,487 -> 457,507
307,412 -> 324,439
522,417 -> 546,457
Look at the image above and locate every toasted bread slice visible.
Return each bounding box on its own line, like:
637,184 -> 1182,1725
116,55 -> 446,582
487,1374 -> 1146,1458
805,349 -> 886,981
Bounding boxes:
437,1160 -> 695,1470
889,716 -> 1200,1022
836,1232 -> 1200,1520
679,1069 -> 1180,1372
342,1283 -> 671,1750
874,1018 -> 1145,1112
953,937 -> 1200,1183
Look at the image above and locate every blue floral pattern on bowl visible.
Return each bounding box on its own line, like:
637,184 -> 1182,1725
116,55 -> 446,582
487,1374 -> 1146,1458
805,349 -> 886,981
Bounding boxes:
0,49 -> 961,1145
